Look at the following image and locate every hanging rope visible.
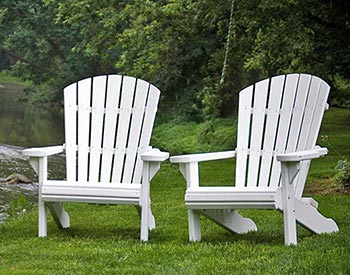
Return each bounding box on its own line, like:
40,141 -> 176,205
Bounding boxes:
220,0 -> 235,86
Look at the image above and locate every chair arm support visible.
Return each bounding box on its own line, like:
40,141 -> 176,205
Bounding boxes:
170,150 -> 236,164
141,148 -> 169,162
22,145 -> 65,157
276,146 -> 328,162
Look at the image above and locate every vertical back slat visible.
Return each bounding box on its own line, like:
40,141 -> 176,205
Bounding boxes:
297,76 -> 323,151
235,86 -> 253,187
88,76 -> 107,182
258,75 -> 285,187
132,85 -> 160,183
269,74 -> 299,188
64,83 -> 77,181
285,74 -> 312,153
247,79 -> 269,187
100,75 -> 122,182
294,76 -> 330,198
305,77 -> 329,148
122,79 -> 149,183
77,78 -> 92,182
111,76 -> 136,183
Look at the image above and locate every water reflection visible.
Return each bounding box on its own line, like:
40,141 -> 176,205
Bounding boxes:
0,83 -> 64,147
0,83 -> 65,222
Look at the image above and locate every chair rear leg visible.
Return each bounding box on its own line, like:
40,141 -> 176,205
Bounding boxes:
47,202 -> 70,229
148,208 -> 156,230
201,209 -> 257,234
136,203 -> 155,232
295,199 -> 339,234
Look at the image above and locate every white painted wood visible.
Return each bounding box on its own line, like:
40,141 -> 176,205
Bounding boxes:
77,78 -> 92,182
294,198 -> 339,233
123,79 -> 149,183
170,73 -> 337,245
100,75 -> 122,182
89,76 -> 107,182
269,74 -> 299,188
64,83 -> 77,181
133,85 -> 160,183
285,74 -> 311,153
295,76 -> 330,199
247,78 -> 269,187
170,150 -> 235,163
201,209 -> 257,233
235,85 -> 253,187
47,202 -> 70,229
22,74 -> 168,241
141,149 -> 169,162
38,156 -> 48,237
305,77 -> 330,148
111,76 -> 136,183
188,209 -> 201,241
259,75 -> 285,187
140,161 -> 151,241
281,161 -> 298,245
23,145 -> 64,157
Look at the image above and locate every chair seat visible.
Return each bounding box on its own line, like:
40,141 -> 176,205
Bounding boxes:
42,180 -> 141,205
185,186 -> 277,209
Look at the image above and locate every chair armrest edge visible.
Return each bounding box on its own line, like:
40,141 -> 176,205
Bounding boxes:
22,145 -> 65,157
276,147 -> 328,162
141,148 -> 169,162
170,150 -> 236,163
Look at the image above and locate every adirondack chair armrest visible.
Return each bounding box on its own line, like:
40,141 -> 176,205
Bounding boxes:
141,148 -> 169,162
276,147 -> 328,162
22,145 -> 65,157
170,150 -> 236,163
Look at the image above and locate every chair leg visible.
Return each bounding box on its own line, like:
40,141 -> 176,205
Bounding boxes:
47,202 -> 70,229
283,197 -> 297,246
201,209 -> 257,234
188,209 -> 201,242
295,199 -> 339,234
148,208 -> 156,230
136,204 -> 156,231
140,205 -> 149,242
38,199 -> 47,237
280,162 -> 298,245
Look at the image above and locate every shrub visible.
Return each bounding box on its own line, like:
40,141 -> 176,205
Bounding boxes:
334,159 -> 350,189
151,118 -> 237,155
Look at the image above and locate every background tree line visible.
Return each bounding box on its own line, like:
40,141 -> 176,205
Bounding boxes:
0,0 -> 349,121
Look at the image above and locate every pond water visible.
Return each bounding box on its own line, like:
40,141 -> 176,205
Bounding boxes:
0,83 -> 66,222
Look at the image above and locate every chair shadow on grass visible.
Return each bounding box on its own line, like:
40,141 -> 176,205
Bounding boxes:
0,205 -> 331,245
188,209 -> 318,246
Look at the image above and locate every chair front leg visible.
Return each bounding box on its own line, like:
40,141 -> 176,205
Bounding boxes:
188,209 -> 201,241
280,161 -> 299,245
179,162 -> 202,241
29,156 -> 49,237
140,161 -> 151,241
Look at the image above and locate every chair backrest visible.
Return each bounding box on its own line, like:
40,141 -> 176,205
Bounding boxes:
63,75 -> 160,184
235,74 -> 330,196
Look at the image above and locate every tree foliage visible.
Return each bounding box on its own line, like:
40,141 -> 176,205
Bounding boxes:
1,0 -> 349,118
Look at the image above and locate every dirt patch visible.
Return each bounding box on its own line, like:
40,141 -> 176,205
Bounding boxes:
305,177 -> 349,195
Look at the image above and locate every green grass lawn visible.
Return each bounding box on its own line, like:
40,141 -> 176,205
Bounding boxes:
0,108 -> 349,274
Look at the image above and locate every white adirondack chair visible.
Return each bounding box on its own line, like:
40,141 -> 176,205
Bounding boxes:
170,73 -> 339,245
22,75 -> 169,241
